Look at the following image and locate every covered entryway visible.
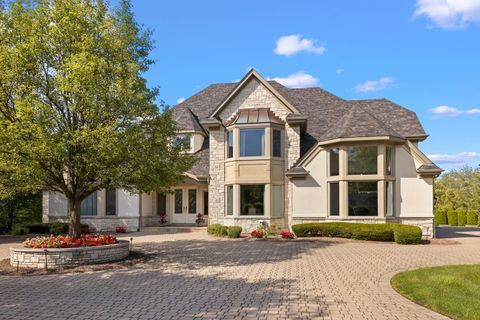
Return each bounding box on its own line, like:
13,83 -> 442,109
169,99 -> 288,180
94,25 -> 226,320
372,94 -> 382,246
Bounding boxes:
172,188 -> 198,224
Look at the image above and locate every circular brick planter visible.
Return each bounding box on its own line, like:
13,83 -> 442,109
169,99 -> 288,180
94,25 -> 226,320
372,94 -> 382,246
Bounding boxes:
10,240 -> 130,269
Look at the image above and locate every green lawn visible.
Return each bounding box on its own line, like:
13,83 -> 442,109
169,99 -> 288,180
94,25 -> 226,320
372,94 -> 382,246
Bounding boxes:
391,265 -> 480,320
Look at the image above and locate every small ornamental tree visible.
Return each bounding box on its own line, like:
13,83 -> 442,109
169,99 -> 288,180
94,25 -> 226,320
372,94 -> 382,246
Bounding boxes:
0,0 -> 194,237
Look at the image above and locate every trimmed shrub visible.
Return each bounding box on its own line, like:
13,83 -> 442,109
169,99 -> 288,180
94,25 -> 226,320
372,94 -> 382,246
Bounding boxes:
467,210 -> 478,225
10,225 -> 28,236
393,225 -> 423,244
447,210 -> 458,226
434,209 -> 448,226
207,223 -> 222,236
350,224 -> 394,242
457,210 -> 467,226
26,222 -> 51,234
49,222 -> 69,235
25,222 -> 88,235
227,226 -> 242,238
219,225 -> 229,237
292,222 -> 422,244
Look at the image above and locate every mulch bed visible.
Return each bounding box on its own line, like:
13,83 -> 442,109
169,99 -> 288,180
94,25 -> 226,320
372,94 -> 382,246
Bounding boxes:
0,250 -> 154,276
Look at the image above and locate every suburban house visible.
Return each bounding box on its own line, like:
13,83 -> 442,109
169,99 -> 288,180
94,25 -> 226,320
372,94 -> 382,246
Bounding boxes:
43,69 -> 442,235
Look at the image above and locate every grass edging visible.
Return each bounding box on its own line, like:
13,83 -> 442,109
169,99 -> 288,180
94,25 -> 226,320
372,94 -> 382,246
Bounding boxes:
391,265 -> 480,320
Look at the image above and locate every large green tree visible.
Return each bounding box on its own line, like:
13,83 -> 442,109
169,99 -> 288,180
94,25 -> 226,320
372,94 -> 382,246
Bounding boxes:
435,166 -> 480,212
0,0 -> 194,236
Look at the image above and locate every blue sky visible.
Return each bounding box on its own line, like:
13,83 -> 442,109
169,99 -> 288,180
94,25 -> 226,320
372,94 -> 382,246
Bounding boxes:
128,0 -> 480,171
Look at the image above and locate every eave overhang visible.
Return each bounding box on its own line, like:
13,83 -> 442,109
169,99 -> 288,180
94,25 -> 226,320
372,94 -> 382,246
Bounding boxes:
317,135 -> 406,147
200,118 -> 223,130
285,167 -> 308,179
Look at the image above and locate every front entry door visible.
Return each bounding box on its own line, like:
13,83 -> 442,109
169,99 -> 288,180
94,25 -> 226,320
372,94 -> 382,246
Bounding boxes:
173,188 -> 197,224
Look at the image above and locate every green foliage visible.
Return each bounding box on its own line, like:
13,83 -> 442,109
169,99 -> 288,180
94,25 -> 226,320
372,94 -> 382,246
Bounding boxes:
227,226 -> 242,238
0,0 -> 194,236
208,224 -> 242,238
219,225 -> 229,237
0,192 -> 42,234
434,166 -> 480,213
434,209 -> 448,226
467,210 -> 478,225
447,210 -> 458,226
392,225 -> 423,244
207,224 -> 223,236
457,210 -> 467,226
292,222 -> 422,244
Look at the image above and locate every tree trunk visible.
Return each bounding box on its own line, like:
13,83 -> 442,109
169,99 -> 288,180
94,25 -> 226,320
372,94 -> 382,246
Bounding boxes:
68,198 -> 81,238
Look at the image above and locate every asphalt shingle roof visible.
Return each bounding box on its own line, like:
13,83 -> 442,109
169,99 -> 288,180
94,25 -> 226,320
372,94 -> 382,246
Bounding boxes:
173,80 -> 427,177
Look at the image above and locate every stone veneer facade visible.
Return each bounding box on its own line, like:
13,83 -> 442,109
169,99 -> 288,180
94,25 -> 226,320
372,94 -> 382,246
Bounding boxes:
11,240 -> 130,269
208,77 -> 300,231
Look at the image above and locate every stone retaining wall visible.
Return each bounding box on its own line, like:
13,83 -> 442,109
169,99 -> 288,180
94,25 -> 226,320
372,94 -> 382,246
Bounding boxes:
10,240 -> 130,269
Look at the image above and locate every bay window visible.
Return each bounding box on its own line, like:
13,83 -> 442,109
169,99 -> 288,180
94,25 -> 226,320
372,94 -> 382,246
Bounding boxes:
240,185 -> 265,215
240,128 -> 265,157
348,146 -> 377,175
329,148 -> 339,176
329,182 -> 339,216
227,131 -> 233,158
386,181 -> 394,217
386,146 -> 394,176
348,182 -> 378,216
272,129 -> 282,157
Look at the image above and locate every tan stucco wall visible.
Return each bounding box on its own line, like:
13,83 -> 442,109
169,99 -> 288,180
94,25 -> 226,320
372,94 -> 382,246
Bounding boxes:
291,148 -> 328,218
395,146 -> 434,217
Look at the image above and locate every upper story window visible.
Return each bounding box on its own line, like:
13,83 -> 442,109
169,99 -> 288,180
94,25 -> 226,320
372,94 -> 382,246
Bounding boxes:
227,131 -> 234,158
348,146 -> 377,175
329,148 -> 340,176
240,128 -> 265,157
173,134 -> 191,151
386,146 -> 394,176
272,129 -> 282,157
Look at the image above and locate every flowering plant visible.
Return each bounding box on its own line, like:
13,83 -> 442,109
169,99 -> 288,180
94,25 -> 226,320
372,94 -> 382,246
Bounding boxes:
115,226 -> 126,233
280,231 -> 295,239
250,230 -> 264,239
195,213 -> 205,226
23,235 -> 117,249
159,212 -> 167,224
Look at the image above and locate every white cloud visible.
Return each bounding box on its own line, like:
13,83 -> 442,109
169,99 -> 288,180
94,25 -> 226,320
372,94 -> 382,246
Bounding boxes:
429,105 -> 464,116
428,106 -> 480,116
268,71 -> 319,88
413,0 -> 480,29
353,77 -> 395,93
176,97 -> 186,104
467,108 -> 480,114
428,152 -> 480,164
274,35 -> 326,56
336,68 -> 344,75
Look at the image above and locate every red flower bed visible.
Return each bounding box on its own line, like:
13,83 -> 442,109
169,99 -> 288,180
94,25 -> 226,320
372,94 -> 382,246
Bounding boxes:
251,230 -> 264,239
115,226 -> 126,233
280,231 -> 295,239
23,234 -> 118,249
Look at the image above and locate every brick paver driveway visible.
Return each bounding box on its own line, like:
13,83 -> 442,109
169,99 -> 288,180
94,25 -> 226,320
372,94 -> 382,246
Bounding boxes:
1,227 -> 480,320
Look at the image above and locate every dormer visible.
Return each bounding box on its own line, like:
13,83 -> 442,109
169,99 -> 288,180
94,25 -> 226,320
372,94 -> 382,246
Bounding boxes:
172,105 -> 206,154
